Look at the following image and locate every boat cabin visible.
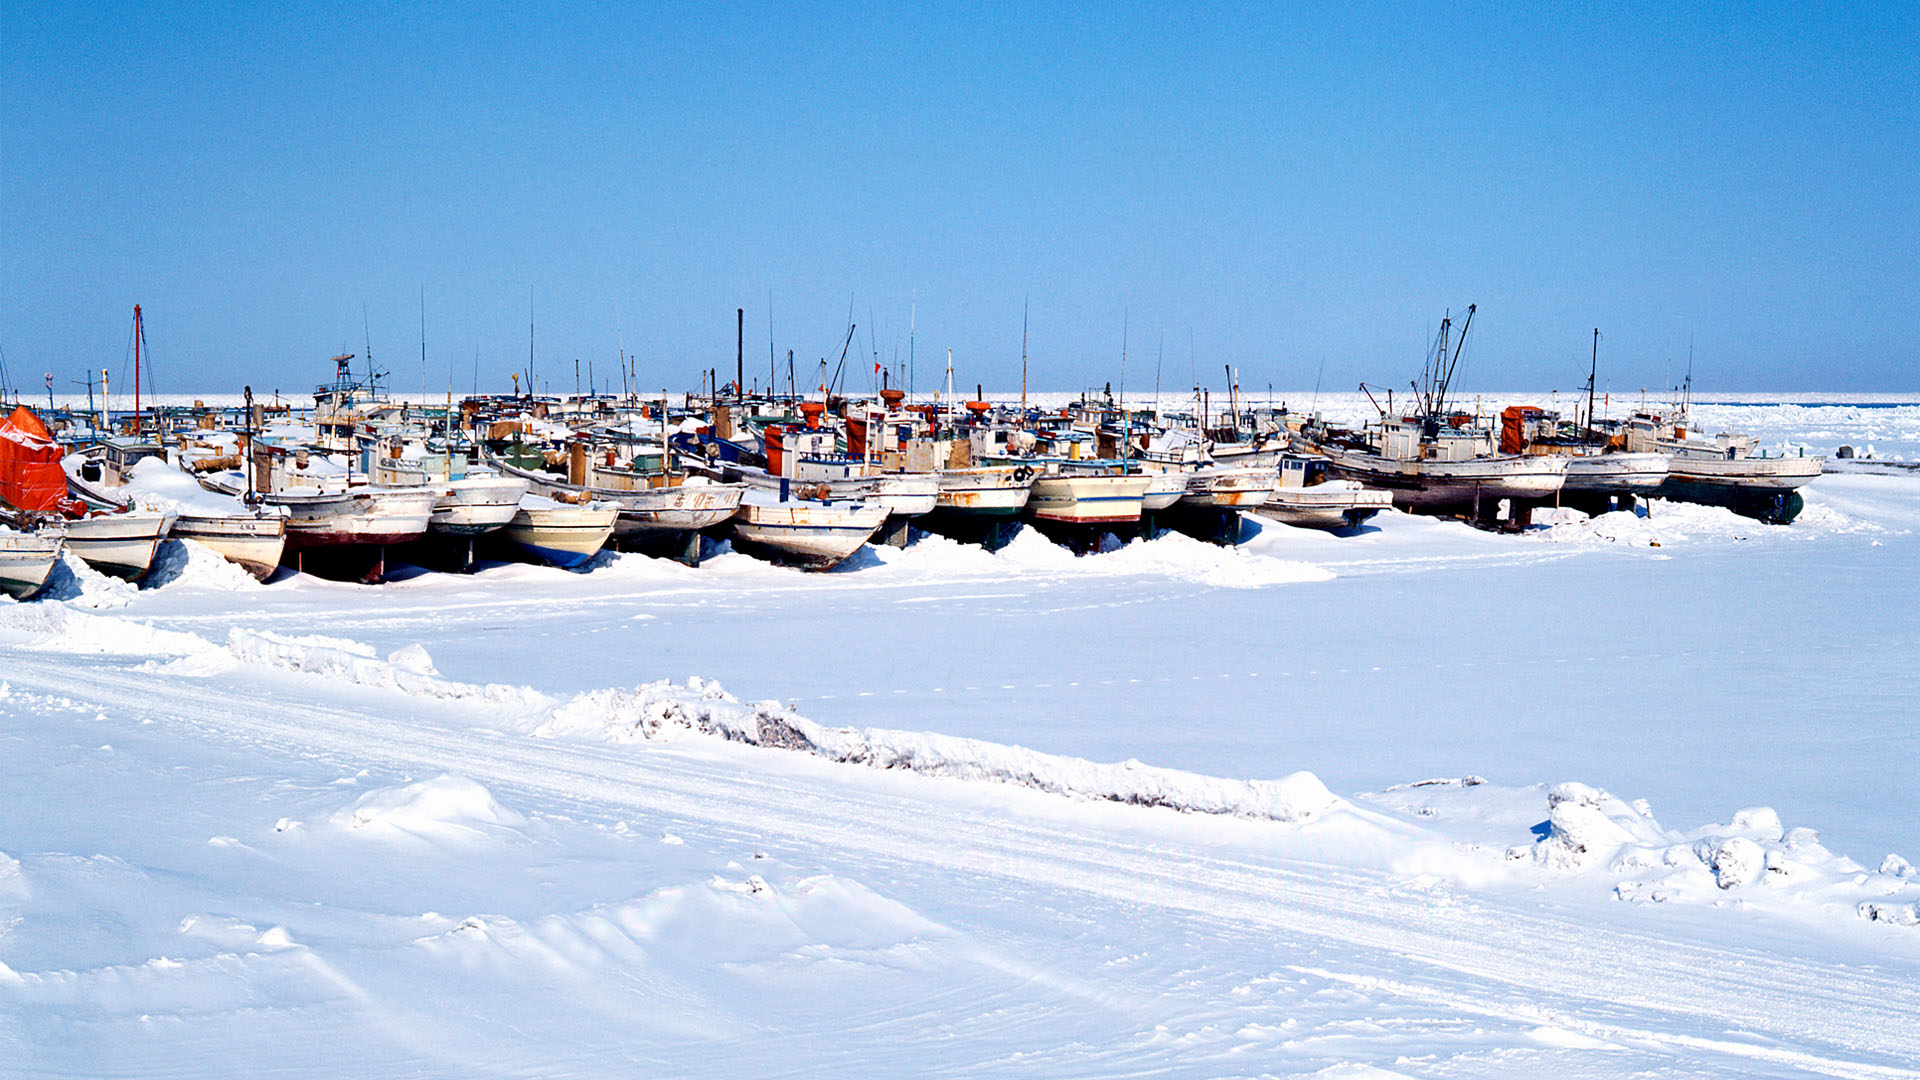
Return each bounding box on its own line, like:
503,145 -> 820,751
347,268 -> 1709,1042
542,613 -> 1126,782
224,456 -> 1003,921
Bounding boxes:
79,438 -> 168,488
1275,455 -> 1333,489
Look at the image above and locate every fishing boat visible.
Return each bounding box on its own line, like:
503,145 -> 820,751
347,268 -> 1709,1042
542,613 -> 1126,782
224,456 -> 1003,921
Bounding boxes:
429,475 -> 528,535
1495,406 -> 1669,503
1618,409 -> 1821,523
0,406 -> 175,580
496,496 -> 618,568
932,465 -> 1035,518
675,405 -> 938,525
57,510 -> 177,580
1176,466 -> 1277,510
1308,307 -> 1568,519
65,440 -> 289,580
913,464 -> 1036,550
168,512 -> 288,580
1252,455 -> 1395,531
723,493 -> 889,571
1026,467 -> 1153,527
1314,428 -> 1568,516
1140,469 -> 1188,513
485,447 -> 744,560
0,527 -> 63,599
1493,335 -> 1672,511
267,487 -> 437,551
360,437 -> 528,540
200,457 -> 437,553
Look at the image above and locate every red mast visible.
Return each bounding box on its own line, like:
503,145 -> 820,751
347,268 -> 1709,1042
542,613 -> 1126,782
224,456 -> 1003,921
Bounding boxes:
132,304 -> 143,435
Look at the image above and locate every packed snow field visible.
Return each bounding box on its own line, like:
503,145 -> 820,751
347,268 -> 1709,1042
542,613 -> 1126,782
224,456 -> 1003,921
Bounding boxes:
3,402 -> 1918,1076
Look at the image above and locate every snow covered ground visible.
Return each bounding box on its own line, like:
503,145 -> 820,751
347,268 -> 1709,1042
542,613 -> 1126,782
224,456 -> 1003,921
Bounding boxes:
3,402 -> 1918,1076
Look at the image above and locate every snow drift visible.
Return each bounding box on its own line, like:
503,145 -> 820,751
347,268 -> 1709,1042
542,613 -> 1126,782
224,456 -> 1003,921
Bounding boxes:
221,630 -> 1343,825
537,676 -> 1343,824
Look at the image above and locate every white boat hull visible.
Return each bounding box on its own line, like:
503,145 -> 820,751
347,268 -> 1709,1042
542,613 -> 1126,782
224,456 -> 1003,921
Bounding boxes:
1320,448 -> 1568,512
275,488 -> 437,549
1253,482 -> 1395,530
1027,474 -> 1153,525
715,464 -> 938,521
1663,452 -> 1823,492
0,533 -> 63,598
1178,467 -> 1277,509
726,502 -> 888,570
172,514 -> 288,580
499,506 -> 618,568
1560,452 -> 1671,495
933,466 -> 1034,517
61,510 -> 176,580
430,476 -> 531,536
491,457 -> 746,539
1141,471 -> 1187,512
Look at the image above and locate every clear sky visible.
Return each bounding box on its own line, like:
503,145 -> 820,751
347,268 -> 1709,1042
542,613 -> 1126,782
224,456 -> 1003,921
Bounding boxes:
3,2 -> 1915,399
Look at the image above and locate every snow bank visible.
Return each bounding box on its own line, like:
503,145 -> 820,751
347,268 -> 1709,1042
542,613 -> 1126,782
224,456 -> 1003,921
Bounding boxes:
1530,504 -> 1752,547
868,526 -> 1334,589
143,539 -> 265,591
330,774 -> 526,842
536,676 -> 1342,824
0,601 -> 214,657
1511,781 -> 1920,927
1530,499 -> 1880,547
39,552 -> 137,609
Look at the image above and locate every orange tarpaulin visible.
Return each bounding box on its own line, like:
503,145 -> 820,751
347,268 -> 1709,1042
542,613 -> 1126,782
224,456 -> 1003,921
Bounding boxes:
0,406 -> 72,513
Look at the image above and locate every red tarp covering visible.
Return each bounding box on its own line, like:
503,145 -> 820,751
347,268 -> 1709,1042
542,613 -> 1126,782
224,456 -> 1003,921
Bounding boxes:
1499,405 -> 1546,456
0,406 -> 71,513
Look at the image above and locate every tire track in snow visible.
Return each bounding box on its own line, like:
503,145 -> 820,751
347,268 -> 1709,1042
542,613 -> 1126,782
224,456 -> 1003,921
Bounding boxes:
5,651 -> 1919,1077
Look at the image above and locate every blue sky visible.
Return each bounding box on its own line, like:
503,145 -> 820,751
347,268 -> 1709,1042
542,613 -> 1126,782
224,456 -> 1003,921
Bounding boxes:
3,2 -> 1915,397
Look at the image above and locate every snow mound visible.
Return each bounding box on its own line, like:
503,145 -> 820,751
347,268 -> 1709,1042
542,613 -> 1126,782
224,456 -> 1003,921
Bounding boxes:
385,642 -> 439,676
226,629 -> 544,708
40,552 -> 137,608
1095,531 -> 1334,588
330,774 -> 526,842
536,676 -> 1343,824
143,539 -> 264,591
1530,505 -> 1724,547
1512,782 -> 1920,923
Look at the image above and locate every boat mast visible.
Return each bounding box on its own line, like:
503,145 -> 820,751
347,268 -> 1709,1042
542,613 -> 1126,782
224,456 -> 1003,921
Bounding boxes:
132,304 -> 143,435
1020,297 -> 1028,413
1118,309 -> 1127,461
1587,327 -> 1600,443
1434,303 -> 1475,418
